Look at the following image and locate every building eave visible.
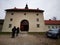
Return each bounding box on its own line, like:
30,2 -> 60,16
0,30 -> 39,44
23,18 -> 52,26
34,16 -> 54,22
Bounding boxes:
5,8 -> 44,12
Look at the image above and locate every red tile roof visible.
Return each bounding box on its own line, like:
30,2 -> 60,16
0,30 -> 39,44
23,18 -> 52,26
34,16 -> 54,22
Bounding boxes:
5,8 -> 44,12
45,20 -> 60,25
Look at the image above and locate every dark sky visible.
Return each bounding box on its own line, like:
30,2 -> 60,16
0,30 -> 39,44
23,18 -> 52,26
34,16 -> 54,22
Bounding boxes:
0,0 -> 60,20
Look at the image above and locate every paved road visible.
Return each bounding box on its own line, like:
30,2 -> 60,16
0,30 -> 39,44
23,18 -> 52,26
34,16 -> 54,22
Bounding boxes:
0,33 -> 57,45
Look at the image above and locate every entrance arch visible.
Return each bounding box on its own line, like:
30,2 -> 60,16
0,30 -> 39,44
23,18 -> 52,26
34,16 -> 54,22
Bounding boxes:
20,20 -> 29,31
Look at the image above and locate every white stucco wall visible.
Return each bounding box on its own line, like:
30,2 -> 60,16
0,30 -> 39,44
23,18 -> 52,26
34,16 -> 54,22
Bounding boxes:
2,11 -> 46,32
45,25 -> 60,31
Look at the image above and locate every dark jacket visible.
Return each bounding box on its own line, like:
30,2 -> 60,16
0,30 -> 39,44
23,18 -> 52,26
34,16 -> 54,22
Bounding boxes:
12,27 -> 16,33
16,27 -> 19,33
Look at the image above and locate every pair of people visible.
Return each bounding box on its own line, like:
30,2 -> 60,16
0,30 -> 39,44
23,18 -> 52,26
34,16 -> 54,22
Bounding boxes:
11,26 -> 20,38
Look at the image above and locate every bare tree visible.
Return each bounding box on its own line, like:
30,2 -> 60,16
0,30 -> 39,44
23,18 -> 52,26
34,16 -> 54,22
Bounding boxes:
52,17 -> 57,20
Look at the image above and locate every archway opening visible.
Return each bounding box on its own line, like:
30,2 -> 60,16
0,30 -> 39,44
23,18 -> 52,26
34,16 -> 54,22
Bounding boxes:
20,20 -> 29,31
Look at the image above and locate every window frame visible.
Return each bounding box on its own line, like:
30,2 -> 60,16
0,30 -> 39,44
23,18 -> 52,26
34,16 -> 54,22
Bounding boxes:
11,13 -> 14,15
24,13 -> 26,15
37,18 -> 39,22
9,24 -> 12,28
37,24 -> 40,28
10,18 -> 13,21
52,26 -> 54,29
48,26 -> 50,29
36,13 -> 39,16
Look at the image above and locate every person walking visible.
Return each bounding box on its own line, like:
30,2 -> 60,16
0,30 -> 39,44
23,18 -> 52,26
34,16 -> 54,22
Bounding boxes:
11,26 -> 16,38
16,27 -> 20,36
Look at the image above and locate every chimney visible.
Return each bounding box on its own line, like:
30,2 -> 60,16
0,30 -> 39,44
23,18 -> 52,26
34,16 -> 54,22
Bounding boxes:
25,4 -> 28,9
49,19 -> 51,21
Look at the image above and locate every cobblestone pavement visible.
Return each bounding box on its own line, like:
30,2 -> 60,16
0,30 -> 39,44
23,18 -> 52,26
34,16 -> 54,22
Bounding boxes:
0,33 -> 59,45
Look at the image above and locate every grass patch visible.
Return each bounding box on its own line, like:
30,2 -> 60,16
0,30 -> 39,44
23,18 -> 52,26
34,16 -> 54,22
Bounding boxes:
28,32 -> 46,35
0,32 -> 12,35
0,32 -> 46,35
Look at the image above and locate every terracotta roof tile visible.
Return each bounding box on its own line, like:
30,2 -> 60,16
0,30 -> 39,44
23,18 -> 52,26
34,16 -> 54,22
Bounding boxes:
45,20 -> 60,25
5,8 -> 44,12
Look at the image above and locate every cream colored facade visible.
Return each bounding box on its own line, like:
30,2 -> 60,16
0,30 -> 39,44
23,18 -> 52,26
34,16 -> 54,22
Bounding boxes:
46,25 -> 60,30
2,10 -> 46,32
2,5 -> 60,32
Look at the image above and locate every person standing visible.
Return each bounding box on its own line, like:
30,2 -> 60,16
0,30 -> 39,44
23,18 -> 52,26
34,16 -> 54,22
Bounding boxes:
11,26 -> 16,38
16,27 -> 20,36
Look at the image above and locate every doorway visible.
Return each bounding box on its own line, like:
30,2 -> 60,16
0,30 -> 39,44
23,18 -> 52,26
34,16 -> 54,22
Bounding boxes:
20,20 -> 29,31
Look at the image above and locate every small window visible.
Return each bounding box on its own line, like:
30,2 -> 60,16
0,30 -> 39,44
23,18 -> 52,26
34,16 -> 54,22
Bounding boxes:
37,18 -> 39,22
11,13 -> 14,15
59,26 -> 60,28
52,26 -> 54,29
37,24 -> 40,28
9,24 -> 12,28
48,26 -> 50,28
10,18 -> 13,21
56,26 -> 57,28
24,13 -> 26,15
36,13 -> 39,16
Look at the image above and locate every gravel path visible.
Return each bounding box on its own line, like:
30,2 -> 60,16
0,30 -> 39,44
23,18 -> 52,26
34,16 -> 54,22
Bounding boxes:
0,33 -> 58,45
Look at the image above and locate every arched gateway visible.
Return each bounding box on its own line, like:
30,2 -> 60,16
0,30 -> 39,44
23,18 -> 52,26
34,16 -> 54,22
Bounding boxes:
20,20 -> 29,31
2,4 -> 45,32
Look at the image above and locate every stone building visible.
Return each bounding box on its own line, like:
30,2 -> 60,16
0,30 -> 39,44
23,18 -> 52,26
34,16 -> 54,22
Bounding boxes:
1,4 -> 60,32
2,4 -> 46,32
0,19 -> 60,32
45,19 -> 60,30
